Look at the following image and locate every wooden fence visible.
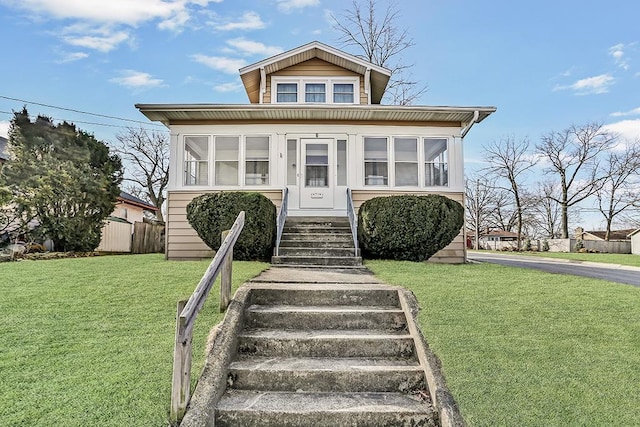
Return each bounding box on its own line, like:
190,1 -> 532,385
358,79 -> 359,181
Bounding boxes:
132,222 -> 164,254
170,211 -> 245,424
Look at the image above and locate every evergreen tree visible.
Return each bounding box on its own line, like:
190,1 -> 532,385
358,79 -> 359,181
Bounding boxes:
1,107 -> 122,251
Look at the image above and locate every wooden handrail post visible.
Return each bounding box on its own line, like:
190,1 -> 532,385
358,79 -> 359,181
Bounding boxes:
170,300 -> 192,424
220,230 -> 232,312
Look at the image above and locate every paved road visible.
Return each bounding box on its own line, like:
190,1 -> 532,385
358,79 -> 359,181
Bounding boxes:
468,251 -> 640,288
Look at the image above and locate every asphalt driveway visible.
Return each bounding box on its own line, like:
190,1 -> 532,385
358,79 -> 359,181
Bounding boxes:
468,251 -> 640,288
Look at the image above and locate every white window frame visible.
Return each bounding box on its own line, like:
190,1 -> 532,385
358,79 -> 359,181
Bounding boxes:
183,134 -> 210,187
271,76 -> 360,105
363,135 -> 451,188
244,135 -> 271,186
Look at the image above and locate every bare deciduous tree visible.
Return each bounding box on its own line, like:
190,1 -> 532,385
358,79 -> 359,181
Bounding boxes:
465,175 -> 498,249
536,122 -> 616,238
595,139 -> 640,240
483,135 -> 537,249
114,127 -> 169,223
331,0 -> 427,105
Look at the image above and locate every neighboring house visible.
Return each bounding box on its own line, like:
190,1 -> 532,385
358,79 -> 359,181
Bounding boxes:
574,227 -> 635,241
0,136 -> 8,171
96,192 -> 159,252
478,230 -> 520,250
628,229 -> 640,255
136,41 -> 495,262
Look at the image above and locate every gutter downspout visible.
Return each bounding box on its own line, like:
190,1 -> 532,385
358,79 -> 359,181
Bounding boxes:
461,110 -> 480,138
259,67 -> 266,104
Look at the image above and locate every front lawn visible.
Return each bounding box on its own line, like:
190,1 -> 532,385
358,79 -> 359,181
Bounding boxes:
367,260 -> 640,426
0,254 -> 267,426
472,250 -> 640,267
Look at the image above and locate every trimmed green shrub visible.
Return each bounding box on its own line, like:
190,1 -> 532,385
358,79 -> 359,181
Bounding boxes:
186,192 -> 276,261
358,195 -> 464,261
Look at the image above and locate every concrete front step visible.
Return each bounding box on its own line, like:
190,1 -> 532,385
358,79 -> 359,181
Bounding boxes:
280,232 -> 354,242
284,225 -> 352,233
215,390 -> 437,427
237,329 -> 415,358
279,239 -> 355,248
277,247 -> 357,257
272,255 -> 362,266
244,304 -> 407,330
249,287 -> 400,307
228,356 -> 425,392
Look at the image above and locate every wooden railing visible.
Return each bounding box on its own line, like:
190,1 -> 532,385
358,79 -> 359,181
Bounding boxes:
346,188 -> 359,256
170,211 -> 245,424
274,187 -> 289,256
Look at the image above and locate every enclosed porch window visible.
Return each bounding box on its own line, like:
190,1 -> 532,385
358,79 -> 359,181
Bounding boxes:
424,138 -> 448,187
245,136 -> 270,185
364,137 -> 388,186
184,135 -> 209,185
215,136 -> 239,185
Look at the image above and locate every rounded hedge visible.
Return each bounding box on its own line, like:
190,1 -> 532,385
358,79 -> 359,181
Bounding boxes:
357,194 -> 464,261
186,192 -> 276,261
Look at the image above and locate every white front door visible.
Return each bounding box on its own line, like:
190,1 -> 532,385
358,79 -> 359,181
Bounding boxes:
300,138 -> 334,209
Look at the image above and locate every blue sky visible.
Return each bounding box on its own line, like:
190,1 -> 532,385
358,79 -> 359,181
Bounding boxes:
0,0 -> 638,227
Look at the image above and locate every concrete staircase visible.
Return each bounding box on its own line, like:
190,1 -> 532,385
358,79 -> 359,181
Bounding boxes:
213,284 -> 438,426
271,216 -> 363,267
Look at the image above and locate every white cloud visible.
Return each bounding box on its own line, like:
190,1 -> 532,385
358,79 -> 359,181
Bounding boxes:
213,11 -> 265,31
604,119 -> 640,142
553,74 -> 615,95
277,0 -> 320,13
215,82 -> 243,92
610,107 -> 640,117
62,28 -> 131,52
110,70 -> 164,88
192,54 -> 246,74
609,42 -> 632,70
56,51 -> 90,63
0,121 -> 10,139
225,38 -> 282,57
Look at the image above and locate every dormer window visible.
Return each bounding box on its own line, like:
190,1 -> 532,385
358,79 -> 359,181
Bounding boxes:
271,77 -> 359,105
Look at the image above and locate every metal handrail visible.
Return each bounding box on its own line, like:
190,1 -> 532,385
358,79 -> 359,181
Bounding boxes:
170,211 -> 245,423
346,188 -> 359,256
275,187 -> 289,256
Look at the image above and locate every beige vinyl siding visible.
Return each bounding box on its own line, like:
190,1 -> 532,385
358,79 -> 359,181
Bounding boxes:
351,189 -> 466,264
264,58 -> 366,104
166,190 -> 283,260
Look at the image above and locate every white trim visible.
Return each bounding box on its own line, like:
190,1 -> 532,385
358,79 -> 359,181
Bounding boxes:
271,76 -> 360,105
259,67 -> 266,104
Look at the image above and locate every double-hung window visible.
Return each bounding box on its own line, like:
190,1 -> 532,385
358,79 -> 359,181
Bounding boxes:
245,136 -> 270,185
214,136 -> 239,185
394,137 -> 418,186
364,137 -> 388,185
184,136 -> 209,186
305,83 -> 326,103
276,83 -> 297,103
424,138 -> 448,186
333,84 -> 354,103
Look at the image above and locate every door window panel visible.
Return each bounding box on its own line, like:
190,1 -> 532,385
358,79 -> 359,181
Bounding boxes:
305,143 -> 328,187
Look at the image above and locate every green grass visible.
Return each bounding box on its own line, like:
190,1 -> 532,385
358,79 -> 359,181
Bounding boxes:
0,254 -> 268,427
367,260 -> 640,427
474,250 -> 640,267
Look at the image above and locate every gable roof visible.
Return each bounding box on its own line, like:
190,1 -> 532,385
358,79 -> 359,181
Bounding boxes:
628,229 -> 640,238
581,229 -> 636,241
118,191 -> 158,212
239,41 -> 392,104
0,136 -> 8,162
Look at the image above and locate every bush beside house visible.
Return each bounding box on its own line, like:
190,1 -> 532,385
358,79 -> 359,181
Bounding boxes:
358,195 -> 464,261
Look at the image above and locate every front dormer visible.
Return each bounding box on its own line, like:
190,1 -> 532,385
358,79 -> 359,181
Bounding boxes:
239,41 -> 391,105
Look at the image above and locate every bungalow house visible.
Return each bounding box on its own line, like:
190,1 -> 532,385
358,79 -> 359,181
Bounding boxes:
136,41 -> 495,262
96,191 -> 159,252
478,230 -> 520,251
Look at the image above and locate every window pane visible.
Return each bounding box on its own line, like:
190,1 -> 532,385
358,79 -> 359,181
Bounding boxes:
424,138 -> 448,187
184,136 -> 208,185
306,143 -> 328,165
394,138 -> 417,161
245,136 -> 269,185
334,84 -> 354,103
364,137 -> 388,186
305,143 -> 328,187
287,139 -> 297,185
215,136 -> 238,185
277,83 -> 297,102
305,83 -> 326,103
395,163 -> 418,186
337,139 -> 347,186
